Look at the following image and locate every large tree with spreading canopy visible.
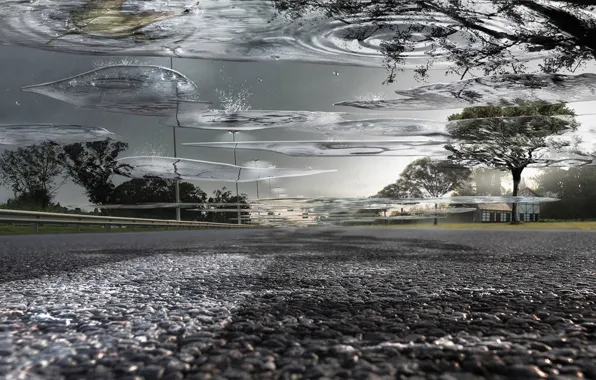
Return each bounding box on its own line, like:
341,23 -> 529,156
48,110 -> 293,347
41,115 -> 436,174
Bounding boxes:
445,100 -> 580,223
376,157 -> 471,224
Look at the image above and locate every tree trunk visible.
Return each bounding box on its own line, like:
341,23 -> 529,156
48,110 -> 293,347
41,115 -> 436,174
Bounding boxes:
433,202 -> 438,225
511,167 -> 524,224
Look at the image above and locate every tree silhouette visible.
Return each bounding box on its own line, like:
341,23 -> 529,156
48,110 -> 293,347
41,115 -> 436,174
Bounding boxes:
0,142 -> 64,209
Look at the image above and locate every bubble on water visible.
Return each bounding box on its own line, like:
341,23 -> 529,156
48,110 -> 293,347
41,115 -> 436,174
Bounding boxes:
21,65 -> 203,116
183,139 -> 449,157
116,156 -> 337,182
257,77 -> 263,82
15,101 -> 20,106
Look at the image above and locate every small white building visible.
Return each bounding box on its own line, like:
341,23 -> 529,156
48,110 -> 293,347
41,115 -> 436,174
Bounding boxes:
474,187 -> 541,223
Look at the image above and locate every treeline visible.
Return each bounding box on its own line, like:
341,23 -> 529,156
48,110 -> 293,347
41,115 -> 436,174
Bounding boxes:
534,167 -> 596,220
0,139 -> 250,223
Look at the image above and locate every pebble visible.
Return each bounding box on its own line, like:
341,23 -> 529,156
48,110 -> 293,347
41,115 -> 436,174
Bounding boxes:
1,229 -> 596,379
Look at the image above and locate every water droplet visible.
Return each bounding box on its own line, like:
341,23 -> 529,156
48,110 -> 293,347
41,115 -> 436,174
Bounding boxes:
15,101 -> 20,106
333,71 -> 339,76
257,77 -> 263,82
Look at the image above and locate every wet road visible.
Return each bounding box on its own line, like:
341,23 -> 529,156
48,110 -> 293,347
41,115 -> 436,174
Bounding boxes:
1,227 -> 596,379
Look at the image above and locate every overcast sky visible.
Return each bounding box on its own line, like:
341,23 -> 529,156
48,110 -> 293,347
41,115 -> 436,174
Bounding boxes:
1,44 -> 595,208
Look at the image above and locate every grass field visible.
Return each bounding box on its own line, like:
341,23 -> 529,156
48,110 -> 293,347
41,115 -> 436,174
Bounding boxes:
380,221 -> 596,230
0,225 -> 200,235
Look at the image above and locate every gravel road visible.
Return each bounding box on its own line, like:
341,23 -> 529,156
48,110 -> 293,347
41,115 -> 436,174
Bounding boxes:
1,227 -> 596,379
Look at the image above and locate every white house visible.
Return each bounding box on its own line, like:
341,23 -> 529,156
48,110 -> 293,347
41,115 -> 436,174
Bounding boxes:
474,187 -> 541,223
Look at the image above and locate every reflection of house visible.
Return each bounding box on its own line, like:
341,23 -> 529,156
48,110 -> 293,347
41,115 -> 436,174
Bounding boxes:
517,187 -> 541,222
474,187 -> 541,223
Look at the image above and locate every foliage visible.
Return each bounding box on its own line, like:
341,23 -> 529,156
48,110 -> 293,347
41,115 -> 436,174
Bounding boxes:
397,157 -> 472,198
374,179 -> 419,199
375,157 -> 470,225
106,180 -> 251,223
60,139 -> 130,205
454,168 -> 506,196
107,178 -> 208,220
0,142 -> 65,209
534,166 -> 596,219
446,99 -> 580,223
204,187 -> 251,224
272,0 -> 596,82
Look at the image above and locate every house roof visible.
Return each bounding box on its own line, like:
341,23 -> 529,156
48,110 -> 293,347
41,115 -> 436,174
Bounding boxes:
518,187 -> 541,197
477,203 -> 512,211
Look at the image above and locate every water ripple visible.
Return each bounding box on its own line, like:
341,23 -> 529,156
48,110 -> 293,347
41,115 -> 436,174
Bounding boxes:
0,0 -> 543,67
116,156 -> 337,182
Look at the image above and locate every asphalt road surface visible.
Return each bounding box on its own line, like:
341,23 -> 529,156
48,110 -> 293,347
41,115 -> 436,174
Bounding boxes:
1,227 -> 596,380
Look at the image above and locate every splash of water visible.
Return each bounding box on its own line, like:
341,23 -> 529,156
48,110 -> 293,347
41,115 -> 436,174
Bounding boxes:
132,142 -> 169,157
216,85 -> 253,114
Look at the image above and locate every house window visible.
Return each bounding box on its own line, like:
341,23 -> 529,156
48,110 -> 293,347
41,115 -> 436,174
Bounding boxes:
481,211 -> 490,222
520,213 -> 524,221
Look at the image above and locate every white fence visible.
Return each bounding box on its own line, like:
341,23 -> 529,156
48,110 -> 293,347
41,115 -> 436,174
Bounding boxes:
0,209 -> 252,233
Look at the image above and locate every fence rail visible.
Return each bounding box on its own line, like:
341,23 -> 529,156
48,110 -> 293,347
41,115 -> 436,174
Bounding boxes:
0,209 -> 252,233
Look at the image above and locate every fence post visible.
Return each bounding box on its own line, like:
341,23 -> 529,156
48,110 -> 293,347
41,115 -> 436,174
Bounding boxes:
104,224 -> 111,232
30,223 -> 39,233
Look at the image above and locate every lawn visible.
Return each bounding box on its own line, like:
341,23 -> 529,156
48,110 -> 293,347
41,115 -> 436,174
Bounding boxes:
380,221 -> 596,230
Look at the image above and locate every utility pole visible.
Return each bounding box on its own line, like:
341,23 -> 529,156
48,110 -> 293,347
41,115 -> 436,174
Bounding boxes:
252,159 -> 260,199
171,57 -> 181,221
268,165 -> 275,198
230,131 -> 241,225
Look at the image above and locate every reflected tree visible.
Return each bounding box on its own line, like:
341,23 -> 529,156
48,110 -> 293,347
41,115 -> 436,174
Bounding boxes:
376,157 -> 471,224
273,0 -> 596,82
60,138 -> 130,206
0,142 -> 64,209
205,187 -> 251,224
534,166 -> 596,219
108,178 -> 208,220
375,178 -> 419,199
454,168 -> 507,196
446,100 -> 580,223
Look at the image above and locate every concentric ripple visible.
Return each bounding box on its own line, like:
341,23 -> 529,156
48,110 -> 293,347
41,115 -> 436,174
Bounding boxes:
0,0 -> 545,67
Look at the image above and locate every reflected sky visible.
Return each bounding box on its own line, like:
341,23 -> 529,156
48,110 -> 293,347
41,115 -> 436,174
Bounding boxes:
1,43 -> 596,208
